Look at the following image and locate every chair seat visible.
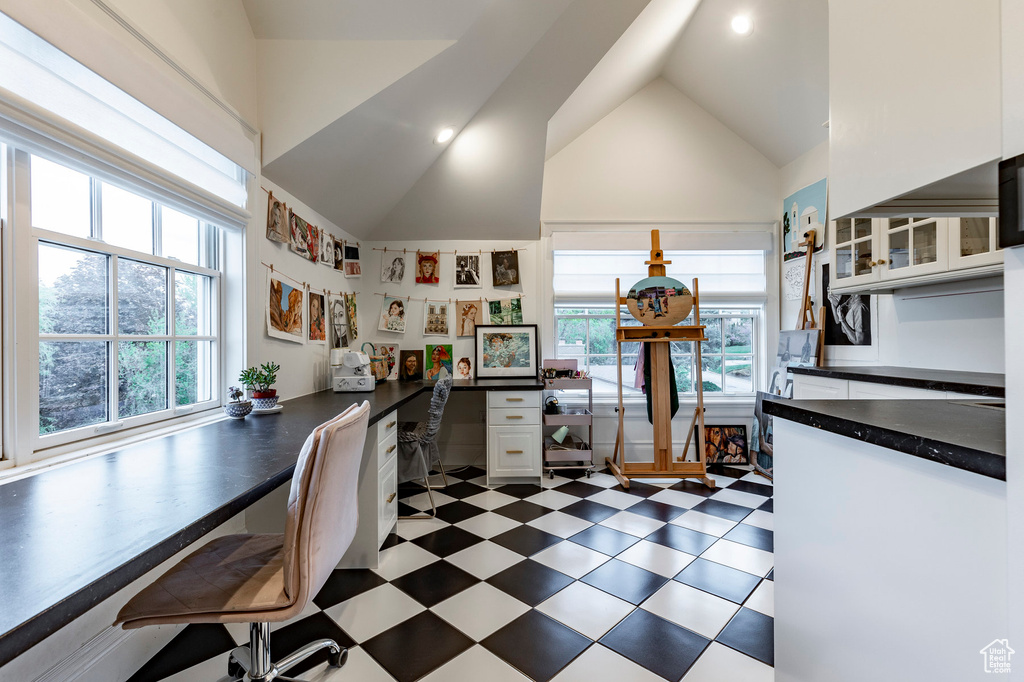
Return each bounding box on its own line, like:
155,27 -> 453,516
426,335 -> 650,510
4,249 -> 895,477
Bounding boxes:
116,533 -> 292,629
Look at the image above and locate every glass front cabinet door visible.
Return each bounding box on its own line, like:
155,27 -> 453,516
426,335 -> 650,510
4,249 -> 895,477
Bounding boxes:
947,217 -> 1002,270
879,217 -> 948,281
830,217 -> 881,288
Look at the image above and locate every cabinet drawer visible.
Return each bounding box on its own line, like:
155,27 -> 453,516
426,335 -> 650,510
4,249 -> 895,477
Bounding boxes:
488,407 -> 540,426
487,391 -> 541,409
378,432 -> 398,469
378,453 -> 398,546
488,426 -> 542,477
377,411 -> 399,443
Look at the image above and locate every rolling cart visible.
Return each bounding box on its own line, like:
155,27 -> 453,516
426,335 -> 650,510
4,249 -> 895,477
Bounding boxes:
542,359 -> 594,478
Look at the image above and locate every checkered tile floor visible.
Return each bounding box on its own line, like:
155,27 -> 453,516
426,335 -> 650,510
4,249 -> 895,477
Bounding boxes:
128,465 -> 774,682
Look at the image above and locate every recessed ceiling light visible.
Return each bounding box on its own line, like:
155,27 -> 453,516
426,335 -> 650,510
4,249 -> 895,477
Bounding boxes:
435,127 -> 455,144
731,15 -> 753,36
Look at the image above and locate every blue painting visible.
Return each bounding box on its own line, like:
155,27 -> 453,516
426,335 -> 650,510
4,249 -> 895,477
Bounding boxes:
782,178 -> 827,261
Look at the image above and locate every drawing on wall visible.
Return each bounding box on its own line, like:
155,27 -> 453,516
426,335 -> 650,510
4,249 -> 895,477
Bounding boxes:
424,301 -> 449,335
424,344 -> 453,381
822,264 -> 871,346
698,425 -> 749,465
345,292 -> 358,340
488,297 -> 523,325
456,356 -> 473,380
399,350 -> 423,381
305,224 -> 320,262
491,250 -> 520,286
416,250 -> 440,283
333,238 -> 344,272
376,343 -> 400,380
381,253 -> 406,283
378,295 -> 407,333
289,211 -> 312,260
266,192 -> 288,243
457,300 -> 484,337
318,232 -> 334,267
308,288 -> 326,344
328,294 -> 349,348
344,244 -> 361,277
782,178 -> 827,261
783,258 -> 809,301
454,254 -> 482,288
266,271 -> 304,344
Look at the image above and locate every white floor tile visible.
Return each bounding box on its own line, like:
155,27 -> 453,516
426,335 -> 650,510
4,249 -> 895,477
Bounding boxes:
324,584 -> 425,642
599,511 -> 666,538
701,539 -> 774,577
455,511 -> 521,539
403,490 -> 458,511
640,581 -> 739,639
532,540 -> 611,578
162,654 -> 229,682
615,539 -> 696,578
373,541 -> 440,581
740,472 -> 772,486
419,645 -> 530,682
527,510 -> 594,538
542,475 -> 574,489
710,488 -> 770,509
444,540 -> 524,579
536,581 -> 634,640
523,489 -> 580,510
649,488 -> 708,510
395,516 -> 448,540
431,583 -> 531,641
551,644 -> 665,682
467,475 -> 493,488
744,579 -> 774,617
681,642 -> 774,682
298,646 -> 397,681
670,511 -> 738,537
584,472 -> 621,488
463,489 -> 520,511
587,489 -> 642,510
741,510 -> 774,531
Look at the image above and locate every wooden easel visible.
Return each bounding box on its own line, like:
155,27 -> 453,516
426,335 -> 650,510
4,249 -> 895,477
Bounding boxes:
795,228 -> 826,363
607,230 -> 715,490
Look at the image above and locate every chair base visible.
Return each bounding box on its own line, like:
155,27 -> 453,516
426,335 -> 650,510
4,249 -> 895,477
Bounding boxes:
227,622 -> 347,681
399,461 -> 449,520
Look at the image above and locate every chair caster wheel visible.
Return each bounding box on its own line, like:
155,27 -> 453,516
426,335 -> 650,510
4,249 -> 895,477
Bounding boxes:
328,648 -> 348,668
549,471 -> 554,479
227,659 -> 244,680
586,470 -> 592,478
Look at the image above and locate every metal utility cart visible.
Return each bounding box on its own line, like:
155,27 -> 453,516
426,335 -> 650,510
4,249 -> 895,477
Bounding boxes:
542,359 -> 594,478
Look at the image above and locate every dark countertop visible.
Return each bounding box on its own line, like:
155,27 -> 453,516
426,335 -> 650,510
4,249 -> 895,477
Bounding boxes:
764,398 -> 1005,480
0,378 -> 542,668
788,365 -> 1004,397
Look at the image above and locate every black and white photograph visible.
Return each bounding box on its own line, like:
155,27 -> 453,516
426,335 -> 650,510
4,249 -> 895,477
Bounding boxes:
491,249 -> 520,286
454,253 -> 482,288
823,264 -> 872,346
318,231 -> 334,267
381,253 -> 405,283
332,237 -> 344,272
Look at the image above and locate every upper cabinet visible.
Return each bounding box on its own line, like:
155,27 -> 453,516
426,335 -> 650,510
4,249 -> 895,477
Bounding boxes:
828,0 -> 1003,218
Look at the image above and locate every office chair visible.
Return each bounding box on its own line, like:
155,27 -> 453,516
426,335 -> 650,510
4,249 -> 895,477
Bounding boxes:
115,402 -> 370,682
397,376 -> 452,518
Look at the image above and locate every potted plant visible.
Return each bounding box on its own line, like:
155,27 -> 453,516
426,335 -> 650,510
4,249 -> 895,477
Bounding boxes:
224,386 -> 252,419
240,362 -> 281,410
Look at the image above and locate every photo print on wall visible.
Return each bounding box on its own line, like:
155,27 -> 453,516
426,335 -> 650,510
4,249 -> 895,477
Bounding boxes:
457,299 -> 484,337
344,244 -> 361,277
424,301 -> 449,335
288,211 -> 312,260
328,294 -> 349,347
307,288 -> 327,344
822,264 -> 872,346
455,356 -> 473,380
266,270 -> 304,344
318,232 -> 334,267
378,295 -> 407,333
376,343 -> 400,381
333,238 -> 345,272
454,253 -> 482,288
381,252 -> 406,283
345,292 -> 358,340
488,297 -> 523,325
399,349 -> 423,381
266,192 -> 288,243
491,250 -> 520,286
416,250 -> 440,283
424,344 -> 453,381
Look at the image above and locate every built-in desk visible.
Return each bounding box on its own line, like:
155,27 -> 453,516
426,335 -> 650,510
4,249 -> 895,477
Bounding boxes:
0,378 -> 542,668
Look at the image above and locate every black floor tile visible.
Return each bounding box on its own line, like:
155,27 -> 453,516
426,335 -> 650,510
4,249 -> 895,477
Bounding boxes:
435,499 -> 488,524
675,558 -> 761,604
668,479 -> 719,497
692,498 -> 754,522
610,480 -> 661,498
486,559 -> 575,607
600,609 -> 710,680
449,465 -> 487,480
724,524 -> 774,552
626,499 -> 687,522
759,498 -> 774,512
482,610 -> 591,682
558,468 -> 590,479
493,500 -> 553,523
362,610 -> 474,682
127,623 -> 237,682
568,525 -> 640,556
645,524 -> 718,555
397,501 -> 420,517
271,612 -> 357,677
411,526 -> 484,557
390,560 -> 480,607
490,525 -> 563,556
379,532 -> 405,551
553,480 -> 603,498
560,498 -> 620,523
767,568 -> 774,581
708,465 -> 748,479
496,483 -> 544,498
313,568 -> 388,610
438,480 -> 490,499
717,607 -> 775,666
724,479 -> 774,498
580,559 -> 668,605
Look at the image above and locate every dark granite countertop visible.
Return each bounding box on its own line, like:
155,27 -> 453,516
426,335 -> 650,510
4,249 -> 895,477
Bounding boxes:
788,365 -> 1004,397
764,398 -> 1005,480
0,378 -> 542,667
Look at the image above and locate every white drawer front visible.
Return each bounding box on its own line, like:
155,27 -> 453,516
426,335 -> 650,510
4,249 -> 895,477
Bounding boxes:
377,411 -> 399,443
378,432 -> 398,469
378,453 -> 398,546
487,391 -> 541,409
487,407 -> 541,426
488,426 -> 542,477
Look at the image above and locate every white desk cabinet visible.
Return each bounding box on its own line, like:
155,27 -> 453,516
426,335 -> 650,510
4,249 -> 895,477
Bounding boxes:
487,391 -> 541,484
339,409 -> 399,569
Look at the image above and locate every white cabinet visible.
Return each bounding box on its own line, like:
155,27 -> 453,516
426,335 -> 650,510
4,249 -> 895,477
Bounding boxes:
948,217 -> 1002,270
376,411 -> 398,546
847,382 -> 948,400
792,375 -> 849,400
880,217 -> 947,280
792,374 -> 954,400
487,391 -> 541,484
832,218 -> 881,288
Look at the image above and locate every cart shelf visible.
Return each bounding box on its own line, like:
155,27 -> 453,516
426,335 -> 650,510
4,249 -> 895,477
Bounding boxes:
543,408 -> 592,426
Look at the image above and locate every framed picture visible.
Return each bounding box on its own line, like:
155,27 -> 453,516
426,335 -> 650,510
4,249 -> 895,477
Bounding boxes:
475,324 -> 538,378
266,192 -> 289,243
697,424 -> 748,465
491,250 -> 520,286
454,253 -> 482,288
399,349 -> 423,381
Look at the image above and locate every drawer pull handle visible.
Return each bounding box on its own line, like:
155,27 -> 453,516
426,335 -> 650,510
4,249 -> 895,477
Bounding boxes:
386,492 -> 396,504
505,397 -> 523,402
386,445 -> 396,454
506,450 -> 524,454
505,415 -> 523,420
386,420 -> 397,429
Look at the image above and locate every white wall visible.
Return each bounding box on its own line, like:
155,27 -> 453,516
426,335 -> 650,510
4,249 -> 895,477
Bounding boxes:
1003,246 -> 1024,665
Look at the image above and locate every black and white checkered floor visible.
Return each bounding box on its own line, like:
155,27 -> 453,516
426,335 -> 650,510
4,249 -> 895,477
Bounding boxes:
129,465 -> 774,682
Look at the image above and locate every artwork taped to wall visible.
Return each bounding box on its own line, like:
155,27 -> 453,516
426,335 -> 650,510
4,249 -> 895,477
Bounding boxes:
376,343 -> 400,381
318,232 -> 334,267
399,349 -> 423,381
289,211 -> 312,261
328,294 -> 349,348
424,344 -> 453,381
381,253 -> 406,283
424,301 -> 449,336
416,250 -> 440,283
822,264 -> 872,346
454,254 -> 482,288
782,178 -> 827,261
266,192 -> 289,244
457,300 -> 484,337
267,270 -> 304,344
455,356 -> 474,380
751,392 -> 773,480
488,297 -> 523,325
333,238 -> 345,272
698,425 -> 749,465
307,288 -> 327,344
476,325 -> 538,378
344,244 -> 361,278
491,250 -> 520,286
378,295 -> 407,334
345,292 -> 358,340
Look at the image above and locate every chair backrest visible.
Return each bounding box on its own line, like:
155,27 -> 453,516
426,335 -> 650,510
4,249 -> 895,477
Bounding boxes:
422,377 -> 452,442
282,401 -> 369,607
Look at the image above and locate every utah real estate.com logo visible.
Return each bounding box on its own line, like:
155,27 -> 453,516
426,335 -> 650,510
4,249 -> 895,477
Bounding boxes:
980,639 -> 1014,674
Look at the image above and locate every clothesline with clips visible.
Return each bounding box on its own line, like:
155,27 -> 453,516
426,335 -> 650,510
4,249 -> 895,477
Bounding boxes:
372,291 -> 526,303
261,187 -> 361,247
372,246 -> 528,255
260,261 -> 359,298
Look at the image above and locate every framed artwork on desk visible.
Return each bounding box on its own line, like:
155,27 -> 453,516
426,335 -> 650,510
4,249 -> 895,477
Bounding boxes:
475,324 -> 538,378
